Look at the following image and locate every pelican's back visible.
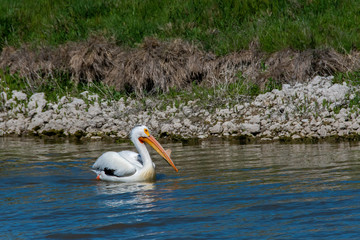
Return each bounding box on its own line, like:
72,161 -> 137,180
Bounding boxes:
92,151 -> 138,177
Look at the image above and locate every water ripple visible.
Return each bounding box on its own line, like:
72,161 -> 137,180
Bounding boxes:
1,139 -> 360,239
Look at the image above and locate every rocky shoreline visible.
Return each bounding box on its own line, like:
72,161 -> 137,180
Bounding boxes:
1,76 -> 360,143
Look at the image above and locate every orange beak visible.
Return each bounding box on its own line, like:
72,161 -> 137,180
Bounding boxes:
139,135 -> 178,172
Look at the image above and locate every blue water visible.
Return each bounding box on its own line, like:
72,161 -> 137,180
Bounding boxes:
1,138 -> 360,239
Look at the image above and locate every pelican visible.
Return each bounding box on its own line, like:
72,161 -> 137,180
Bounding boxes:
92,125 -> 178,182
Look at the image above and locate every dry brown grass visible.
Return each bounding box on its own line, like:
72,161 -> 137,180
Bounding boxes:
105,37 -> 214,95
1,37 -> 359,95
259,48 -> 360,87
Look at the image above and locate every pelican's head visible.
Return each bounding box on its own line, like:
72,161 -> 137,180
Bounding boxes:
130,125 -> 178,172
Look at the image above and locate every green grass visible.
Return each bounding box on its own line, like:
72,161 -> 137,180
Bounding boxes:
1,0 -> 359,54
333,71 -> 360,86
0,70 -> 125,104
154,73 -> 282,110
0,69 -> 282,112
332,71 -> 360,111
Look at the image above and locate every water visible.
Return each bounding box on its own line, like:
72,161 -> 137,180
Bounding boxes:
1,137 -> 360,239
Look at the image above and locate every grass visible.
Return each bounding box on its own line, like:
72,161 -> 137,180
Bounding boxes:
154,73 -> 282,110
1,0 -> 360,55
331,71 -> 360,111
0,69 -> 283,112
333,71 -> 360,86
0,70 -> 125,104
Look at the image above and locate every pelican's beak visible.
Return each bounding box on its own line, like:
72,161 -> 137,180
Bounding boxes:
139,135 -> 179,172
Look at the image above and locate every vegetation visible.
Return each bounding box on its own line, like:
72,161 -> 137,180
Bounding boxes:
0,69 -> 282,112
1,37 -> 357,98
0,0 -> 359,102
0,70 -> 123,103
1,0 -> 360,55
333,71 -> 360,86
333,71 -> 360,110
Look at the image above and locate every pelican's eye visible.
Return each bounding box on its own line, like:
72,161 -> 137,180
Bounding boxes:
144,128 -> 150,137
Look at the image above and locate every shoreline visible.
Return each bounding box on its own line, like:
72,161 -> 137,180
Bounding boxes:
1,76 -> 360,143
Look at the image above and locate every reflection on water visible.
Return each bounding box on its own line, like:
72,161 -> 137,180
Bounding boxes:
1,137 -> 360,239
96,182 -> 156,195
97,182 -> 156,211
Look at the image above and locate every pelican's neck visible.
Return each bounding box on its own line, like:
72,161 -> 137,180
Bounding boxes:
132,136 -> 153,168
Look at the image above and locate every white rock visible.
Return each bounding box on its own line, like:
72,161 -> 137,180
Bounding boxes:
87,103 -> 102,117
5,119 -> 27,134
338,122 -> 346,130
209,124 -> 223,134
37,111 -> 53,123
269,123 -> 280,131
156,111 -> 166,119
173,122 -> 182,129
222,121 -> 237,133
249,115 -> 261,124
198,134 -> 208,139
91,136 -> 102,140
88,116 -> 105,128
161,124 -> 172,133
301,119 -> 309,124
338,130 -> 348,136
316,84 -> 349,105
217,109 -> 232,116
80,91 -> 89,97
68,98 -> 86,110
59,96 -> 69,105
183,118 -> 191,127
43,119 -> 64,131
292,134 -> 301,140
12,90 -> 27,101
28,93 -> 47,113
28,117 -> 45,130
261,130 -> 272,136
189,125 -> 197,132
149,118 -> 159,129
351,122 -> 360,130
292,123 -> 302,133
234,104 -> 244,111
317,126 -> 328,137
261,137 -> 272,141
166,106 -> 177,113
310,76 -> 324,86
253,99 -> 263,107
172,118 -> 181,124
241,123 -> 260,134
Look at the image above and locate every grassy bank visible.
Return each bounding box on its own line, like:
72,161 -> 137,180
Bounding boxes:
0,69 -> 280,112
1,0 -> 360,55
2,68 -> 360,114
1,0 -> 360,101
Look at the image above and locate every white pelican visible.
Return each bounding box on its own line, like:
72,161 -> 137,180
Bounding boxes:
92,125 -> 178,182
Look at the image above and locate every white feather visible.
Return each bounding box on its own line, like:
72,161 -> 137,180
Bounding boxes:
92,151 -> 137,177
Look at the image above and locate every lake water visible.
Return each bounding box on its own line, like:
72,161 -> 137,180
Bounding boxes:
1,137 -> 360,239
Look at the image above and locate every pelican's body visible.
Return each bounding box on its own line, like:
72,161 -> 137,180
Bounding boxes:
92,125 -> 178,182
